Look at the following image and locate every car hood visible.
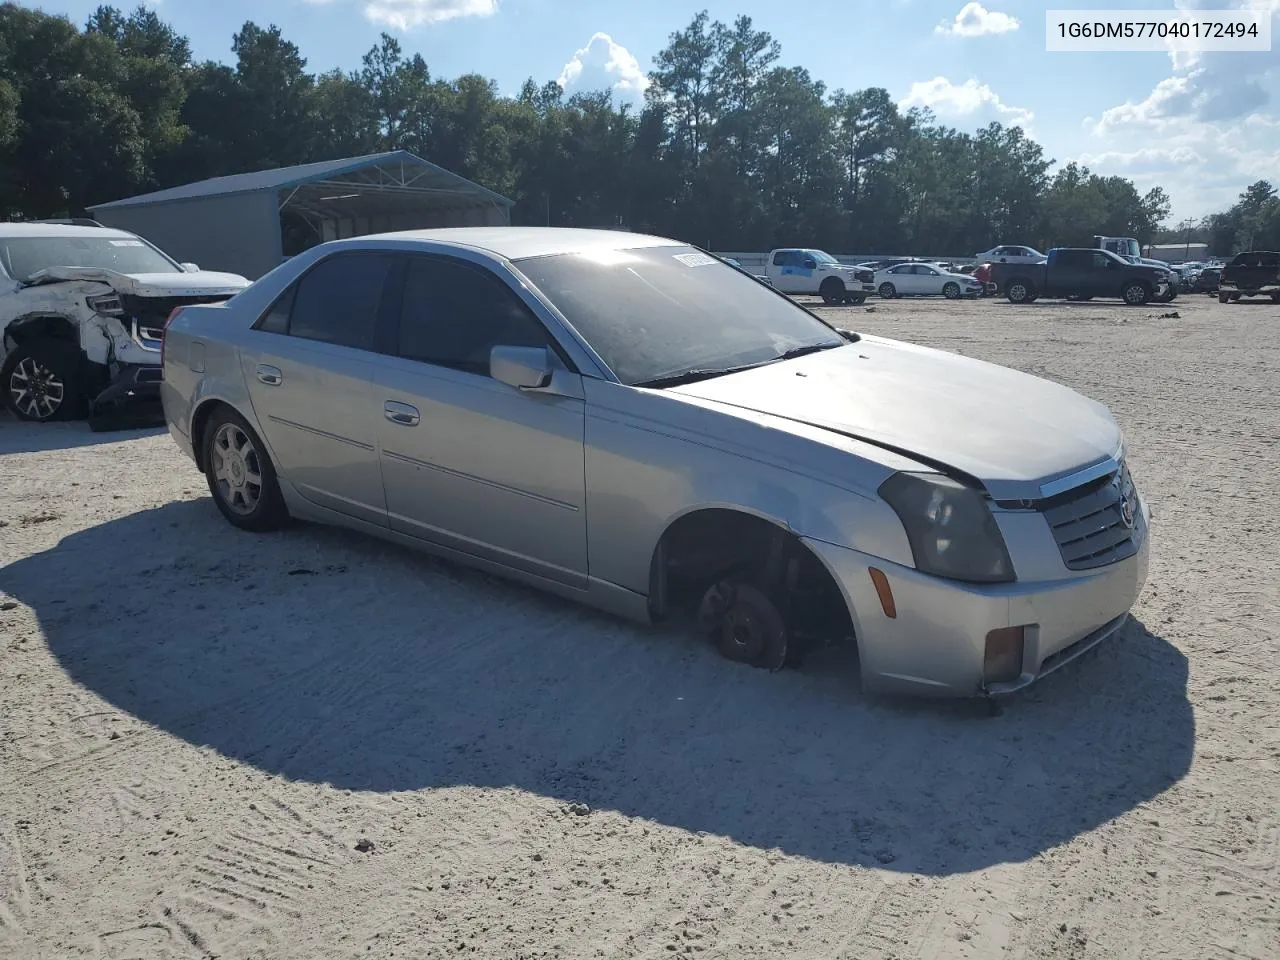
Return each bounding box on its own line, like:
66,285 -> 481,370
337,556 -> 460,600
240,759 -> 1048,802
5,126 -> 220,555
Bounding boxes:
669,336 -> 1122,501
22,266 -> 251,297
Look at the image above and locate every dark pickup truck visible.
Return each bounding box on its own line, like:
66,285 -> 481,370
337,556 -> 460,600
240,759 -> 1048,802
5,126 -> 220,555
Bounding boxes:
1218,250 -> 1280,303
990,248 -> 1171,305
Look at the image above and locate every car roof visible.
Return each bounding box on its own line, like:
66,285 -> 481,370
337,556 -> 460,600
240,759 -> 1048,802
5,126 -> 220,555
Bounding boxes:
0,222 -> 138,240
357,227 -> 683,261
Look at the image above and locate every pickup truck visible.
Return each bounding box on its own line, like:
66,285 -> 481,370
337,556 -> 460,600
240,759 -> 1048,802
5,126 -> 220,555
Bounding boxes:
765,248 -> 878,304
1217,250 -> 1280,303
990,247 -> 1171,305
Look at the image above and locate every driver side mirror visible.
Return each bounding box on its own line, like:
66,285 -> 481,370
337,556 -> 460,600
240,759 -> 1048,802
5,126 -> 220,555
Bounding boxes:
490,345 -> 552,390
802,258 -> 817,269
180,262 -> 200,272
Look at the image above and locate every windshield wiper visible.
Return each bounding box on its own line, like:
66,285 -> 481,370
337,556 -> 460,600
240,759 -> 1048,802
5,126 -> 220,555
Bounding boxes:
771,341 -> 845,362
633,363 -> 768,389
634,342 -> 847,390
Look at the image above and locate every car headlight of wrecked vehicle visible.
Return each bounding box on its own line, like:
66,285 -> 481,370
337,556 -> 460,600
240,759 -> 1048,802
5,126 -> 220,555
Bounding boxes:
878,472 -> 1015,584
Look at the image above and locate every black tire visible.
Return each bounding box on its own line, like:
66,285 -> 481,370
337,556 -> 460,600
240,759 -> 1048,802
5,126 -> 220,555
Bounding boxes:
201,406 -> 289,532
1006,280 -> 1034,304
1218,291 -> 1230,304
1121,281 -> 1150,306
819,278 -> 846,305
878,282 -> 897,299
1271,292 -> 1280,303
1,341 -> 87,422
942,282 -> 961,299
707,581 -> 789,671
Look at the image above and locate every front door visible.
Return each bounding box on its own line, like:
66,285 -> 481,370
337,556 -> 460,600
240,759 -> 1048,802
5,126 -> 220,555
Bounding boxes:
374,253 -> 589,587
241,251 -> 397,527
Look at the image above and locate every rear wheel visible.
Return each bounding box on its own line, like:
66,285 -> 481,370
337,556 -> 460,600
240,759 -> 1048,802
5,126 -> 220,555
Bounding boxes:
1271,292 -> 1280,303
878,282 -> 897,299
942,282 -> 961,299
202,407 -> 289,532
1218,291 -> 1230,303
2,341 -> 86,422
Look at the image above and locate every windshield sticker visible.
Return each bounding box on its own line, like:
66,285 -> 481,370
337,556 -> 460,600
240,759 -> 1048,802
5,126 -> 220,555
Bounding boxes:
108,239 -> 145,247
673,252 -> 715,267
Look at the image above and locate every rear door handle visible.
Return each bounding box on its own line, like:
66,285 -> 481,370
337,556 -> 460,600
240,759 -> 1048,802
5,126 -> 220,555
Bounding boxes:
384,401 -> 420,426
256,364 -> 282,385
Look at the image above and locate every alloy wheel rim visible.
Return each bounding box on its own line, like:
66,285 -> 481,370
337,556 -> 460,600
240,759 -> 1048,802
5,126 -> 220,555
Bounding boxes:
9,357 -> 64,419
212,423 -> 264,515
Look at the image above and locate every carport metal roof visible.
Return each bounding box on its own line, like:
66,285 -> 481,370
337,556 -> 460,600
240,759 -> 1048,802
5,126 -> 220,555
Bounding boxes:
87,151 -> 514,221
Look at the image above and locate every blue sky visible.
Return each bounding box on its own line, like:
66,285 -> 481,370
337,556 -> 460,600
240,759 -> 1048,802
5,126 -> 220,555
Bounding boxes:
29,0 -> 1280,221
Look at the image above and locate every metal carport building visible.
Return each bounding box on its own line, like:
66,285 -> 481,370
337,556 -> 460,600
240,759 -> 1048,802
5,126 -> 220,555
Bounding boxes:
87,150 -> 514,279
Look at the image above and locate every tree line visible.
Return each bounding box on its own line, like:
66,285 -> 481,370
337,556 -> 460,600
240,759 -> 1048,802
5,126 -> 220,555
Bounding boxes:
2,2 -> 1264,256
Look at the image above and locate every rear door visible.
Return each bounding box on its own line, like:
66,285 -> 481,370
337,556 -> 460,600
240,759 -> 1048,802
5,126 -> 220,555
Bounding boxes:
241,251 -> 397,527
373,253 -> 589,586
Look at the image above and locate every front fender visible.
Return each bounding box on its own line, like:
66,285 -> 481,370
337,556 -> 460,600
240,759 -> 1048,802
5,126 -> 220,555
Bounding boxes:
582,380 -> 917,594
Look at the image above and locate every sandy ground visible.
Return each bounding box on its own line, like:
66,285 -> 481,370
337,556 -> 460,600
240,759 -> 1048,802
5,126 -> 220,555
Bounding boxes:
1,291 -> 1278,960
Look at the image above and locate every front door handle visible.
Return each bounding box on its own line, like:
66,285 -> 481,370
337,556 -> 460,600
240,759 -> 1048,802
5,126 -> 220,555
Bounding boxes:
256,364 -> 282,385
384,400 -> 420,426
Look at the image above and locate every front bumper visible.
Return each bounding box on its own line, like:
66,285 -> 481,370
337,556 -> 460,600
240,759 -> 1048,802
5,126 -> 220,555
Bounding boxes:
803,498 -> 1151,698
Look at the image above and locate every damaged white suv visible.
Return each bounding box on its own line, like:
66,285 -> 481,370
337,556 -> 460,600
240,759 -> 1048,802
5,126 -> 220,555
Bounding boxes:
0,222 -> 250,426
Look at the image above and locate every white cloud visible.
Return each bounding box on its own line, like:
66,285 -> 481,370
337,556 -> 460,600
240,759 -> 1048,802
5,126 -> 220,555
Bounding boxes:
557,33 -> 649,103
1094,0 -> 1280,131
1084,0 -> 1280,217
935,2 -> 1020,37
1076,121 -> 1280,219
899,77 -> 1034,131
358,0 -> 498,30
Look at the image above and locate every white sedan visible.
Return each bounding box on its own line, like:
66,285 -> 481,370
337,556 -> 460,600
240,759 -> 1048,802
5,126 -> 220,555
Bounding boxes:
975,244 -> 1046,265
875,262 -> 985,299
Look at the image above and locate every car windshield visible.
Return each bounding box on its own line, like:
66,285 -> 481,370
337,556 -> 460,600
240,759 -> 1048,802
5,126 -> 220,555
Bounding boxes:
514,245 -> 847,386
0,235 -> 180,280
807,250 -> 838,263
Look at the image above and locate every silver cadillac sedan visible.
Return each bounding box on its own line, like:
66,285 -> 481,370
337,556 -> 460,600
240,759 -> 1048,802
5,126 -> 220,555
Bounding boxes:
159,227 -> 1150,699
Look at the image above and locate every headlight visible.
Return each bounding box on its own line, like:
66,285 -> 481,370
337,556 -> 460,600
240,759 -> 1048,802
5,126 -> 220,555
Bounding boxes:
86,293 -> 124,316
878,472 -> 1015,583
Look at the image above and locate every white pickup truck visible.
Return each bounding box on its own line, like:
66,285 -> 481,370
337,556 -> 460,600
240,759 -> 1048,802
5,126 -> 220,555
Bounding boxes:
765,248 -> 878,304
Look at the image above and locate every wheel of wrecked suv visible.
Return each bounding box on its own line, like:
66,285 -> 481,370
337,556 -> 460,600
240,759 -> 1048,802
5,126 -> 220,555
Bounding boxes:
819,278 -> 846,305
1,341 -> 85,422
1122,281 -> 1151,306
202,407 -> 289,532
1006,281 -> 1033,304
942,282 -> 961,299
1218,291 -> 1230,304
878,282 -> 897,299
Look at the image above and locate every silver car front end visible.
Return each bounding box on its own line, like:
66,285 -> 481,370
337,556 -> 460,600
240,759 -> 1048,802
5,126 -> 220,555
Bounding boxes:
805,455 -> 1150,698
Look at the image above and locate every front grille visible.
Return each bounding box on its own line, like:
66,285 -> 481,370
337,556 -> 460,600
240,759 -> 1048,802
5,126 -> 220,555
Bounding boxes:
1041,462 -> 1138,571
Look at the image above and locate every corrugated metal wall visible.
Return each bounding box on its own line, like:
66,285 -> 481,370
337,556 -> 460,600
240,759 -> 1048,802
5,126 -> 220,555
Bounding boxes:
93,192 -> 282,280
94,193 -> 511,280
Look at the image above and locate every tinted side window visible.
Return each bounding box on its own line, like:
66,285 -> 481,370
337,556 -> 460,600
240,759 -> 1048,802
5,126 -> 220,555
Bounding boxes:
257,286 -> 294,334
288,254 -> 394,351
397,257 -> 553,376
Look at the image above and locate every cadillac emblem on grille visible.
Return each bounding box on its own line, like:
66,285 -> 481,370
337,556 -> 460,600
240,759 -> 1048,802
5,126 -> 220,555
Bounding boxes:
1116,468 -> 1136,528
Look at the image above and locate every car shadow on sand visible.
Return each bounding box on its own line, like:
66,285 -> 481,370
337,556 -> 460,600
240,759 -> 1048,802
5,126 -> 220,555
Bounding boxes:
0,414 -> 165,455
1,499 -> 1194,875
